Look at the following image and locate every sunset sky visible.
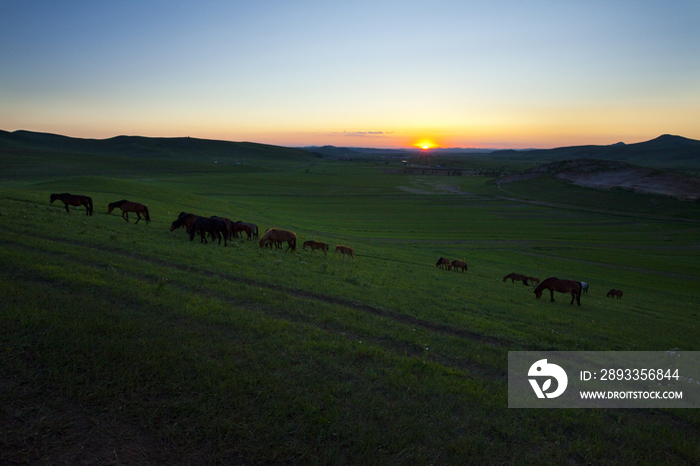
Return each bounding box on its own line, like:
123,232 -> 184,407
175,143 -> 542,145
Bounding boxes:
1,0 -> 698,149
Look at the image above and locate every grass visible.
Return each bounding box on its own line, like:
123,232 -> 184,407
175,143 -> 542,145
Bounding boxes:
1,147 -> 700,465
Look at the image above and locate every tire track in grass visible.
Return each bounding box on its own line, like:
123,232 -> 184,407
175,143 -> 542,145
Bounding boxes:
2,238 -> 512,378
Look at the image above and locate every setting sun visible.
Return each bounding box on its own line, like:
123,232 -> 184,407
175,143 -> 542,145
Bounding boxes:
414,139 -> 438,150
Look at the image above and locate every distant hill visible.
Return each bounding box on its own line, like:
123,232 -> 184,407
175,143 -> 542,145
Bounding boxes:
491,134 -> 700,172
0,130 -> 320,163
497,158 -> 700,201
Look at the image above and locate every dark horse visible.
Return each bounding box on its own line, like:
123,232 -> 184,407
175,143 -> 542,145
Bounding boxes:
534,277 -> 582,306
170,212 -> 199,232
607,289 -> 623,299
503,273 -> 529,285
107,199 -> 150,224
50,193 -> 93,216
188,217 -> 228,246
436,257 -> 451,270
450,259 -> 468,272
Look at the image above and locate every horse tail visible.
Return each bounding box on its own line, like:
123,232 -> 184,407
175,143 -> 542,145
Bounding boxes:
144,206 -> 150,224
87,197 -> 94,216
291,235 -> 297,252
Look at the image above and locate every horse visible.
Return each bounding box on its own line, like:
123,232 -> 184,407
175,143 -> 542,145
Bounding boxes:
450,259 -> 468,272
236,221 -> 259,239
303,240 -> 329,256
50,193 -> 93,216
534,277 -> 582,306
189,217 -> 228,246
233,221 -> 252,239
527,277 -> 541,286
107,199 -> 150,224
170,212 -> 199,232
259,228 -> 297,252
211,216 -> 233,240
581,282 -> 589,294
607,289 -> 623,299
436,257 -> 451,270
503,273 -> 529,285
335,245 -> 354,260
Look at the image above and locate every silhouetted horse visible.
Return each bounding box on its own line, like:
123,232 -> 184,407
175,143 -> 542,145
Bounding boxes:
581,282 -> 589,294
107,199 -> 150,224
450,259 -> 468,272
233,221 -> 252,239
303,240 -> 329,256
503,273 -> 529,285
607,289 -> 623,299
436,257 -> 451,270
335,245 -> 354,260
188,217 -> 228,245
534,277 -> 582,306
170,212 -> 199,232
50,193 -> 93,216
259,228 -> 296,252
527,277 -> 541,286
211,216 -> 233,240
236,221 -> 258,239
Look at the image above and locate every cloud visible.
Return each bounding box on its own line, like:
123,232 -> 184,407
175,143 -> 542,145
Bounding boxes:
333,131 -> 395,137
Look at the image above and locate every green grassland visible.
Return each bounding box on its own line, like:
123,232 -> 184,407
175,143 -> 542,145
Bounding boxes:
1,143 -> 700,465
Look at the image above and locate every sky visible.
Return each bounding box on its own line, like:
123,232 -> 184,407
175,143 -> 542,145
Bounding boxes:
1,0 -> 698,149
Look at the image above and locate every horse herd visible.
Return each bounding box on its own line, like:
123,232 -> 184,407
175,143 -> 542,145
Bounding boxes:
500,272 -> 622,306
50,193 -> 624,304
49,193 -> 356,260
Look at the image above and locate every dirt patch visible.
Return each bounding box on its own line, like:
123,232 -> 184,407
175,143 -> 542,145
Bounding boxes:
498,159 -> 700,200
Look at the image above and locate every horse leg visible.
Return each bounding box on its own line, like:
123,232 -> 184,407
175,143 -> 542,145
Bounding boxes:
550,289 -> 555,302
135,212 -> 141,224
64,203 -> 70,213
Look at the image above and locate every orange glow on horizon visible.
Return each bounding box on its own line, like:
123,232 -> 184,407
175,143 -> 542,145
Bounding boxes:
413,138 -> 438,150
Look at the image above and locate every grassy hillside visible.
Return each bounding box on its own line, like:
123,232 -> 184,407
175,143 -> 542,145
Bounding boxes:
1,137 -> 700,465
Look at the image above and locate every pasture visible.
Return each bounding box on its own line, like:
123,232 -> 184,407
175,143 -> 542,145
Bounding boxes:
1,145 -> 699,465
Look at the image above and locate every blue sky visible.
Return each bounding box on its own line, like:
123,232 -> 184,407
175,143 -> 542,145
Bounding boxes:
1,0 -> 698,148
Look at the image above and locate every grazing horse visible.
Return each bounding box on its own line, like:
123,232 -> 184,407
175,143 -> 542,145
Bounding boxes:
236,221 -> 259,239
107,199 -> 150,224
534,277 -> 582,306
303,240 -> 329,256
170,212 -> 199,232
50,193 -> 93,216
189,217 -> 228,245
580,282 -> 589,294
335,245 -> 354,260
436,257 -> 451,270
450,259 -> 468,272
233,221 -> 252,239
527,277 -> 541,286
211,216 -> 233,240
503,273 -> 529,285
607,289 -> 623,299
259,228 -> 297,252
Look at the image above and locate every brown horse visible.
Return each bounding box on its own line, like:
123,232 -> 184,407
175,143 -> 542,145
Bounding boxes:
50,193 -> 93,216
236,221 -> 258,239
436,257 -> 451,270
211,216 -> 233,240
335,245 -> 354,260
259,228 -> 297,252
450,259 -> 468,272
233,221 -> 252,239
303,240 -> 329,256
607,289 -> 623,299
528,277 -> 541,286
503,273 -> 529,285
107,200 -> 150,224
534,277 -> 582,306
170,212 -> 199,232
